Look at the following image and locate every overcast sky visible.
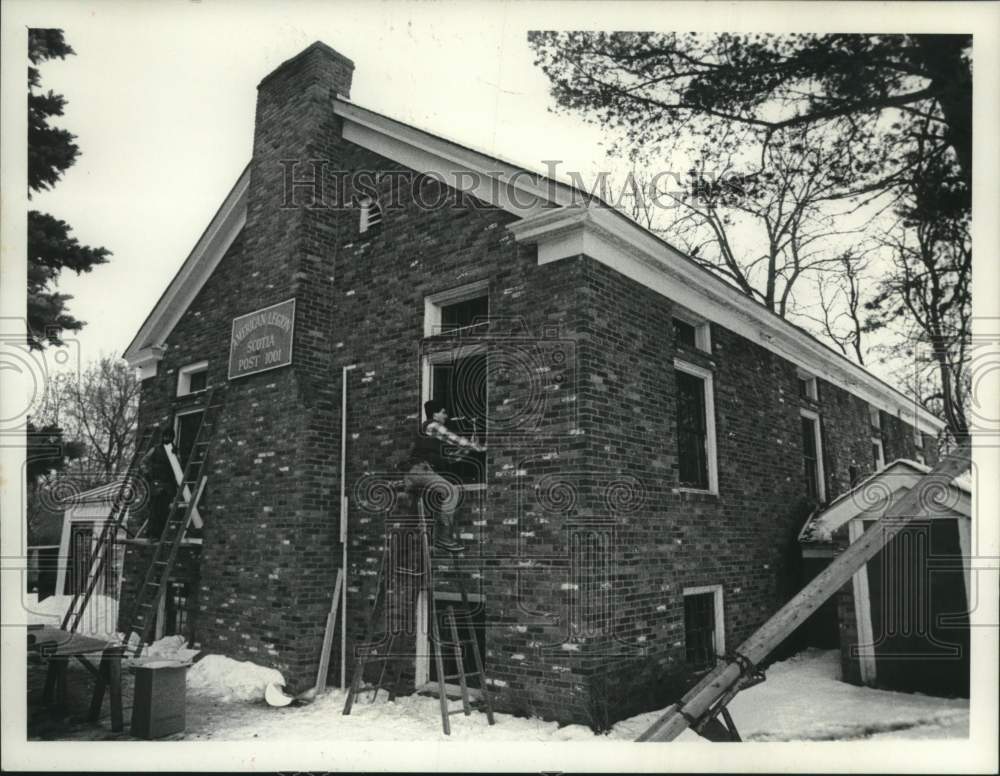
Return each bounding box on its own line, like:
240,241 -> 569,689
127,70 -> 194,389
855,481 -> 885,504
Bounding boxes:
3,1 -> 998,388
12,1 -> 617,373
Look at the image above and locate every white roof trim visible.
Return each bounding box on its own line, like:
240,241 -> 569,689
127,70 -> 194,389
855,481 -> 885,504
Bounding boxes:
334,99 -> 582,217
509,205 -> 945,435
123,97 -> 944,435
123,165 -> 251,369
798,458 -> 971,544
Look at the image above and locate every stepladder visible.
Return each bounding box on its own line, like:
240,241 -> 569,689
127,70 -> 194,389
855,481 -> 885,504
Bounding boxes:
342,493 -> 495,734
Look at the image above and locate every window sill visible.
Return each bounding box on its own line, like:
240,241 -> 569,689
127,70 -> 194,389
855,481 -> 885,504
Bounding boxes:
675,487 -> 718,498
674,343 -> 714,360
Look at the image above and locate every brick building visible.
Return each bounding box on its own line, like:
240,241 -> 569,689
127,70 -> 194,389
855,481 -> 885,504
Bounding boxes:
121,41 -> 944,728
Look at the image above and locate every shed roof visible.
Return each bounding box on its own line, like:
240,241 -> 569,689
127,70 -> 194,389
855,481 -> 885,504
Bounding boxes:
798,459 -> 971,546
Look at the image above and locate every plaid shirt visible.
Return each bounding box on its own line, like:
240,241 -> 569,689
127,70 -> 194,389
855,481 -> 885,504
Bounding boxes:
410,420 -> 485,469
425,421 -> 486,453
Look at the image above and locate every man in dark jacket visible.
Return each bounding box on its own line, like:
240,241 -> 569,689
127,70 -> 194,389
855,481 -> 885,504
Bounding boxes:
405,400 -> 485,552
141,426 -> 178,540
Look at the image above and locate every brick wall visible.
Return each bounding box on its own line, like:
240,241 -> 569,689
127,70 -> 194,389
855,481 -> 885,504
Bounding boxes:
124,41 -> 936,726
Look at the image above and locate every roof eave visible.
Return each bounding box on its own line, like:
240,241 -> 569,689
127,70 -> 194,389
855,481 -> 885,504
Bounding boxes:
123,164 -> 252,368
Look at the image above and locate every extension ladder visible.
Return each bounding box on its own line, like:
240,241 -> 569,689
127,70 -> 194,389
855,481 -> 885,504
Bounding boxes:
60,426 -> 156,634
120,387 -> 226,658
343,497 -> 495,734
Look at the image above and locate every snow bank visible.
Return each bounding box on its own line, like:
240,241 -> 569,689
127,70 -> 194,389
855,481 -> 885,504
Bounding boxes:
23,593 -> 118,640
186,654 -> 285,703
141,634 -> 200,663
727,648 -> 969,742
615,649 -> 969,742
166,649 -> 968,742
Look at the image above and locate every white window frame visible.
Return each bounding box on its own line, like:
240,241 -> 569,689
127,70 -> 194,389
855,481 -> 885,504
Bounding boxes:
358,196 -> 382,233
869,404 -> 881,430
913,423 -> 924,449
173,406 -> 205,447
674,358 -> 718,495
57,509 -> 127,600
177,361 -> 209,397
420,343 -> 489,416
172,407 -> 206,532
420,342 -> 489,491
799,408 -> 827,502
796,369 -> 818,401
682,584 -> 726,662
672,308 -> 711,352
872,436 -> 885,471
424,280 -> 489,337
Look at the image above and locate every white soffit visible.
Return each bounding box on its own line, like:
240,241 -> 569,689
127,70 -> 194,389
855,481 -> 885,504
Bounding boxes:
334,99 -> 580,218
508,205 -> 945,435
124,96 -> 946,435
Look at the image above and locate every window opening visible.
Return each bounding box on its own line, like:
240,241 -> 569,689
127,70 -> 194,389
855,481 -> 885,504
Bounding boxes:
676,370 -> 709,489
684,591 -> 718,670
428,352 -> 487,484
177,361 -> 209,397
673,318 -> 697,349
802,416 -> 820,500
441,295 -> 489,336
872,437 -> 885,471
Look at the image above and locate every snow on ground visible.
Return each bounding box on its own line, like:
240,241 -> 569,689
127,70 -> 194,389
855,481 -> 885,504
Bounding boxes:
134,634 -> 201,665
186,654 -> 286,703
23,594 -> 118,639
180,649 -> 967,742
617,649 -> 969,742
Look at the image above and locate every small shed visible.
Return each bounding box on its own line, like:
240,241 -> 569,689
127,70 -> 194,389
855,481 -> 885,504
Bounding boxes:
56,480 -> 131,599
798,459 -> 971,697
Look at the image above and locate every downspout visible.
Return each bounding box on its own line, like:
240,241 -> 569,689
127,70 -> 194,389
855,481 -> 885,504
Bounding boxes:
339,364 -> 356,688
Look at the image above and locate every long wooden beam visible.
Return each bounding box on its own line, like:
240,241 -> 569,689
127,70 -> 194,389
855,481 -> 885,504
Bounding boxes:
637,440 -> 973,742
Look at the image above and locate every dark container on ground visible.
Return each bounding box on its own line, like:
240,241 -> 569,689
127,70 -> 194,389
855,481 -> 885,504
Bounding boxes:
130,662 -> 187,739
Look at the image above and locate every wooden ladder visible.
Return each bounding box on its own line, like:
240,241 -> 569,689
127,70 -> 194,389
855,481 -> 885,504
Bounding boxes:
60,425 -> 156,634
120,387 -> 226,658
343,497 -> 495,734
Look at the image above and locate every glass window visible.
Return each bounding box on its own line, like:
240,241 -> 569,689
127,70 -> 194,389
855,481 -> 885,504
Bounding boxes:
676,371 -> 709,489
872,438 -> 885,471
684,592 -> 717,670
429,352 -> 486,485
440,295 -> 489,335
174,411 -> 204,471
802,416 -> 820,500
188,370 -> 208,393
673,318 -> 697,349
177,361 -> 209,396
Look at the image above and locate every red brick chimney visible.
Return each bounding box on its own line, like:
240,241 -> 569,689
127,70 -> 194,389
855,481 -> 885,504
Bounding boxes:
242,41 -> 354,292
215,41 -> 358,691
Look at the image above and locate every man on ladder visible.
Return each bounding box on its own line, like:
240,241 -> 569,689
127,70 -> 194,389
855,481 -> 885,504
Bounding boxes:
344,400 -> 494,733
404,400 -> 486,552
139,424 -> 178,540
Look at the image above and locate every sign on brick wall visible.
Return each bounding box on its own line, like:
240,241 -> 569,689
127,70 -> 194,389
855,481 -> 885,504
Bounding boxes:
228,298 -> 296,380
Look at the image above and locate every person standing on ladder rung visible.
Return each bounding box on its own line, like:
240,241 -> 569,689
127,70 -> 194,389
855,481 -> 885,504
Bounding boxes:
139,424 -> 178,540
405,400 -> 486,553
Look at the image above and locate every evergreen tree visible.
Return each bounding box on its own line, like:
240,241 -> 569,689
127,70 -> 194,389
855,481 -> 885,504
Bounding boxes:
27,29 -> 110,350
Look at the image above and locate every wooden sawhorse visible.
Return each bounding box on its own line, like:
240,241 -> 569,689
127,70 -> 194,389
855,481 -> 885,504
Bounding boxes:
29,626 -> 125,732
